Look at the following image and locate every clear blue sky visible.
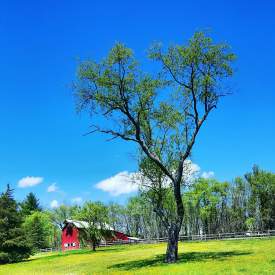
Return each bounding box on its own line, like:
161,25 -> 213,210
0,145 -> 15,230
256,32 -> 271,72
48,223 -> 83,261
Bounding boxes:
0,0 -> 274,208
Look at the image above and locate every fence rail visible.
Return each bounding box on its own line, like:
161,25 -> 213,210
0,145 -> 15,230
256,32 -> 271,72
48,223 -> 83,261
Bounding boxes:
99,230 -> 275,247
39,230 -> 275,253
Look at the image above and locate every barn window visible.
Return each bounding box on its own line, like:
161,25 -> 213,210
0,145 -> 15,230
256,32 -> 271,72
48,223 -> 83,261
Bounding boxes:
72,243 -> 76,247
64,243 -> 68,247
66,225 -> 73,236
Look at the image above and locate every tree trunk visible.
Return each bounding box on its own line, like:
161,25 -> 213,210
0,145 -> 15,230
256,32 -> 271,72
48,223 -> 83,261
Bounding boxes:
164,176 -> 184,263
165,223 -> 180,263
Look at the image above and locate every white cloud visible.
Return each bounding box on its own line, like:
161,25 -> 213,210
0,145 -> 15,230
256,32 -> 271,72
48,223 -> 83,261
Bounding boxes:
189,162 -> 201,174
96,161 -> 201,196
95,171 -> 139,196
71,197 -> 83,204
18,176 -> 43,188
47,183 -> 58,192
50,200 -> 59,208
201,171 -> 215,179
183,160 -> 201,183
95,161 -> 204,197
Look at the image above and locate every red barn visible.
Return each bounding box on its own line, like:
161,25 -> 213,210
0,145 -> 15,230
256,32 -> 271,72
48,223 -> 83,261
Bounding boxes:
61,219 -> 130,251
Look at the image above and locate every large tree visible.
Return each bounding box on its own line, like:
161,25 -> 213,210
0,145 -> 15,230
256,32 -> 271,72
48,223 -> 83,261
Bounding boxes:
75,31 -> 235,262
0,185 -> 32,263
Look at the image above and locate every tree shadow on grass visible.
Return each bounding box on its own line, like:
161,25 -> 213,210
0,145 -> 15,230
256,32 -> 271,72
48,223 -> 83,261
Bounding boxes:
109,251 -> 252,271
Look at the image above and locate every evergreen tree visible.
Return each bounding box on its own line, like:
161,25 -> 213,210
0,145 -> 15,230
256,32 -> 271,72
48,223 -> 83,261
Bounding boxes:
28,216 -> 47,249
0,185 -> 32,264
20,192 -> 42,216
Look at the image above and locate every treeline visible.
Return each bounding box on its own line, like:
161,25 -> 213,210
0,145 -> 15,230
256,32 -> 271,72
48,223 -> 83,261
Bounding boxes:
109,165 -> 275,238
0,165 -> 274,263
121,165 -> 275,238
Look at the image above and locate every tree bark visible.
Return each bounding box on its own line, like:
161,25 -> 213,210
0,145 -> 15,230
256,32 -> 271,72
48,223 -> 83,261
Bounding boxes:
165,223 -> 181,263
164,178 -> 184,263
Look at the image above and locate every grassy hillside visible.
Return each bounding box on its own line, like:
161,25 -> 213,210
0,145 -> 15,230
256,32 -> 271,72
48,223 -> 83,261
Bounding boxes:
0,238 -> 274,274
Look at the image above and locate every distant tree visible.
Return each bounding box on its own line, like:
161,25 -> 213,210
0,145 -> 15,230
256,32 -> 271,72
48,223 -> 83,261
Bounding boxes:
23,211 -> 55,251
0,185 -> 32,264
20,192 -> 42,216
77,201 -> 111,251
187,178 -> 229,234
50,205 -> 80,229
108,202 -> 126,233
126,193 -> 165,239
245,165 -> 275,230
75,31 -> 235,262
228,177 -> 248,232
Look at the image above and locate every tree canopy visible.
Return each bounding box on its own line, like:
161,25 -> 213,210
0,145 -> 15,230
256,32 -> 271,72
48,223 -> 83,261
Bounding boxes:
77,201 -> 111,251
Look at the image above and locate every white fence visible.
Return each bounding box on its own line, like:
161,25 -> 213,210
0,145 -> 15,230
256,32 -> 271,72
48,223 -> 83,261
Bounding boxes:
99,229 -> 275,247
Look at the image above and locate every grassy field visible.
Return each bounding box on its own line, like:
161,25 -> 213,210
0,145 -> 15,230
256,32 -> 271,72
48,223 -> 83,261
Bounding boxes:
0,238 -> 274,275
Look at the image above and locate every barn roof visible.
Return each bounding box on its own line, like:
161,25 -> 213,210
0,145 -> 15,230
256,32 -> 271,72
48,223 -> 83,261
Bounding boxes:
64,219 -> 114,231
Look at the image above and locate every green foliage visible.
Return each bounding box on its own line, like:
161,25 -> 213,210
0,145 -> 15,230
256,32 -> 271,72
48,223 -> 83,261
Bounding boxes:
23,211 -> 55,251
245,165 -> 275,230
75,31 -> 236,178
228,177 -> 248,231
77,201 -> 111,250
108,202 -> 127,233
20,192 -> 42,216
50,204 -> 81,229
245,218 -> 256,231
0,185 -> 32,264
184,178 -> 229,234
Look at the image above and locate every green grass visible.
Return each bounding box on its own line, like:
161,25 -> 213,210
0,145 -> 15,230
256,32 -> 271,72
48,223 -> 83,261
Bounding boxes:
0,238 -> 274,274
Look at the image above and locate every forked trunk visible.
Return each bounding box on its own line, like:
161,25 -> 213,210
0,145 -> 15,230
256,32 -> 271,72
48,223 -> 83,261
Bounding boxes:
165,223 -> 180,263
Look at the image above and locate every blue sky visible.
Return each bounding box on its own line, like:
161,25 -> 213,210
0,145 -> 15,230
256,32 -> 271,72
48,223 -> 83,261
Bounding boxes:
0,0 -> 274,208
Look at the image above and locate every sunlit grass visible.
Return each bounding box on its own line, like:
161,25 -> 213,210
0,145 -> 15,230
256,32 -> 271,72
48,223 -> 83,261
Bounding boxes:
0,238 -> 274,274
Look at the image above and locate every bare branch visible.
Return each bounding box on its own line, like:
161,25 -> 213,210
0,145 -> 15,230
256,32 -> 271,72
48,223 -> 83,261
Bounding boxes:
83,125 -> 138,143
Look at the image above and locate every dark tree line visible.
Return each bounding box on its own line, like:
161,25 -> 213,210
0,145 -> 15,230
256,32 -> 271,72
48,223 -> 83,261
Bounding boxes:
0,186 -> 32,263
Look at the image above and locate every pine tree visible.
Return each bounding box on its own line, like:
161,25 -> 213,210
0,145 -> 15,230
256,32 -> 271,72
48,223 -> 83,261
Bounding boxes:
20,192 -> 42,216
29,216 -> 47,249
0,185 -> 32,264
